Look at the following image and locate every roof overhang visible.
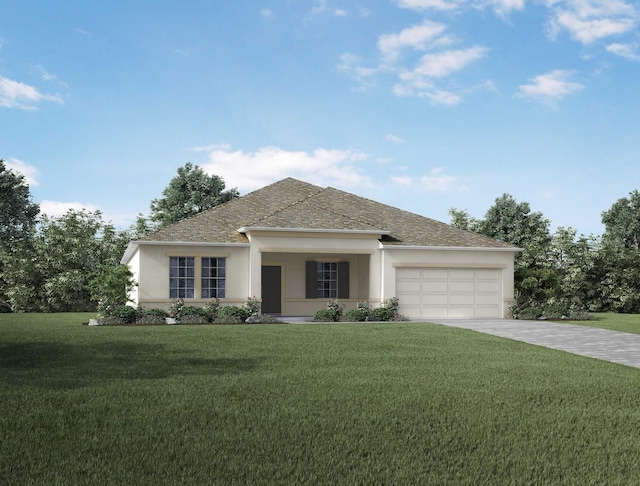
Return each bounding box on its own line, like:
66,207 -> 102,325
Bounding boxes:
379,244 -> 523,252
120,240 -> 251,264
238,226 -> 391,237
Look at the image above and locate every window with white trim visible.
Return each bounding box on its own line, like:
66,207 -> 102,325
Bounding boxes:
201,257 -> 226,298
170,257 -> 195,298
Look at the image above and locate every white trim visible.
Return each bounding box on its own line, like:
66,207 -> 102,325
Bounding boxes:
238,226 -> 390,236
380,244 -> 522,252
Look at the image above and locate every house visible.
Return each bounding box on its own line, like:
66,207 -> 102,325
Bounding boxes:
121,178 -> 520,319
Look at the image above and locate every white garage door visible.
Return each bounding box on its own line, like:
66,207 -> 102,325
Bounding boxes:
396,268 -> 502,319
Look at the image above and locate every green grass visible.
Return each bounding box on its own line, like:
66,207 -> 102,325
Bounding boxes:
2,314 -> 640,484
567,312 -> 640,335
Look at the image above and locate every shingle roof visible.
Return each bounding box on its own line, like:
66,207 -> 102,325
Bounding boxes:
140,177 -> 516,249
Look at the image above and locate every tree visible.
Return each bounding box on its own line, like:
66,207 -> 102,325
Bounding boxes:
149,163 -> 239,227
596,190 -> 640,312
2,210 -> 132,312
0,159 -> 40,243
450,194 -> 556,313
0,159 -> 40,311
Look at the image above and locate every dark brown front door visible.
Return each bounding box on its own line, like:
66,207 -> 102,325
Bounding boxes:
261,266 -> 282,314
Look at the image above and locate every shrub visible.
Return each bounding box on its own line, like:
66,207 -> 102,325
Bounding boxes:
516,307 -> 543,320
214,315 -> 246,325
204,298 -> 221,321
109,304 -> 140,324
137,308 -> 169,325
168,298 -> 185,319
218,305 -> 251,322
244,296 -> 262,316
369,297 -> 403,322
177,306 -> 210,324
314,308 -> 338,322
344,309 -> 367,322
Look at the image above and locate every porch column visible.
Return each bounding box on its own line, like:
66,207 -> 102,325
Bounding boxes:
248,244 -> 262,299
368,250 -> 383,306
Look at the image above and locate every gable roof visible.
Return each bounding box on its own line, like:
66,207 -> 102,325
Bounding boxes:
138,177 -> 516,249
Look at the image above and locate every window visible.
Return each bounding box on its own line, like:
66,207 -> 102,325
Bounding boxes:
170,257 -> 195,298
316,262 -> 338,298
305,261 -> 349,299
202,257 -> 226,298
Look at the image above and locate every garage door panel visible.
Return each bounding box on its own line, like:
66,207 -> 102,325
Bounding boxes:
449,294 -> 475,306
449,281 -> 475,292
476,281 -> 499,292
421,307 -> 449,318
398,268 -> 422,279
423,282 -> 448,292
397,280 -> 421,293
449,269 -> 475,280
397,267 -> 502,319
423,294 -> 448,305
422,269 -> 448,279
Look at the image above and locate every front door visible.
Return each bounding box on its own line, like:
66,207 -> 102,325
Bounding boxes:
261,266 -> 282,314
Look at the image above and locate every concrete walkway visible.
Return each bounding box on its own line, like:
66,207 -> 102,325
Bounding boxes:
428,318 -> 640,369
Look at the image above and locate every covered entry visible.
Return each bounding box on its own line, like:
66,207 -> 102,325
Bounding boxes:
396,267 -> 502,319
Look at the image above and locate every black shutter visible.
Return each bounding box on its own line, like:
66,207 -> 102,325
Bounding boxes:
306,261 -> 317,299
338,262 -> 349,299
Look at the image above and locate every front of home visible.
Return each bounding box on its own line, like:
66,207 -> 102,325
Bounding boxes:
121,178 -> 520,319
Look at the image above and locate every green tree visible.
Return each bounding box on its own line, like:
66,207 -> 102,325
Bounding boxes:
596,190 -> 640,312
451,194 -> 556,313
149,163 -> 239,227
2,210 -> 132,312
0,159 -> 40,311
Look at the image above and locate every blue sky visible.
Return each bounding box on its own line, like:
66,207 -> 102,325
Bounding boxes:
2,0 -> 640,236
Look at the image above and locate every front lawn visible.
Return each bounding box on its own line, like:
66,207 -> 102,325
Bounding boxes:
569,312 -> 640,335
2,313 -> 640,484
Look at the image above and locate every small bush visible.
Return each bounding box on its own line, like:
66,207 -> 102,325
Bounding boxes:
219,305 -> 252,322
168,298 -> 185,319
369,297 -> 403,322
177,306 -> 210,324
244,296 -> 262,316
517,307 -> 543,320
344,308 -> 368,322
109,305 -> 140,324
314,308 -> 338,322
204,298 -> 221,321
136,308 -> 169,325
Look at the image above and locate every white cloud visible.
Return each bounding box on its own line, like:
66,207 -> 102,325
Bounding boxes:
337,53 -> 378,90
40,200 -> 101,218
392,47 -> 488,104
259,9 -> 274,19
606,42 -> 640,60
334,9 -> 347,16
546,0 -> 637,44
188,143 -> 232,152
378,21 -> 448,63
392,176 -> 413,185
517,69 -> 584,107
200,145 -> 373,192
76,28 -> 91,37
396,0 -> 462,11
0,76 -> 63,110
405,46 -> 489,78
486,0 -> 526,17
5,157 -> 40,186
421,168 -> 456,191
385,133 -> 405,144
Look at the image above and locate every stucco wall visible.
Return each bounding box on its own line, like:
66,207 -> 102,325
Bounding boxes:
132,243 -> 250,309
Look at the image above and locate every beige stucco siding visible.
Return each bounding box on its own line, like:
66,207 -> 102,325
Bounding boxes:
131,243 -> 250,308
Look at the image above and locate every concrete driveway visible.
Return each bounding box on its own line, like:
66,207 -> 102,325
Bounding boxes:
428,318 -> 640,369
